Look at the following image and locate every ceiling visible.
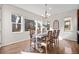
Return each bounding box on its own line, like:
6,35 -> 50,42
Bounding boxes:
12,4 -> 79,16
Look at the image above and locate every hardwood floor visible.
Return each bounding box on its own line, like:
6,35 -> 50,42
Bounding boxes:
0,40 -> 30,54
0,39 -> 79,54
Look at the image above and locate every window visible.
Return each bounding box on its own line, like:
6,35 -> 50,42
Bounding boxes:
42,22 -> 49,33
25,19 -> 35,31
53,20 -> 59,29
37,22 -> 41,34
64,17 -> 71,31
11,14 -> 21,32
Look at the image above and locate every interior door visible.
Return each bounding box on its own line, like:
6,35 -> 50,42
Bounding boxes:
77,9 -> 79,44
0,9 -> 2,47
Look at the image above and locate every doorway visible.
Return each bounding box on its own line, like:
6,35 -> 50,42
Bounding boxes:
77,9 -> 79,44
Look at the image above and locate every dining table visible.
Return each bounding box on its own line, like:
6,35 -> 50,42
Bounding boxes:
31,32 -> 48,53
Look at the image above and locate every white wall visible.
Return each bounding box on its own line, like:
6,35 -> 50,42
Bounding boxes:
50,9 -> 77,41
1,5 -> 42,46
1,4 -> 78,46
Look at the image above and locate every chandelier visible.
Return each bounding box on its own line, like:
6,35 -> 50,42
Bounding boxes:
42,4 -> 51,19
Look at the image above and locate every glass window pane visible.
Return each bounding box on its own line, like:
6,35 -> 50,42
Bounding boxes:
12,24 -> 21,32
25,19 -> 35,31
11,15 -> 17,22
17,16 -> 21,23
11,15 -> 21,23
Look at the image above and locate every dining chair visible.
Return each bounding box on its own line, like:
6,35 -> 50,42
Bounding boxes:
53,29 -> 60,47
47,31 -> 54,47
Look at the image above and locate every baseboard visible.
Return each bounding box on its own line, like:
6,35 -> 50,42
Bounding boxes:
63,39 -> 77,42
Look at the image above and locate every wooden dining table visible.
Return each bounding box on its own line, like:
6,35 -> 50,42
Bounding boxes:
31,32 -> 50,53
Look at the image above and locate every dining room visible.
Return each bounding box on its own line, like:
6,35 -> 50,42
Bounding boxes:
0,4 -> 79,54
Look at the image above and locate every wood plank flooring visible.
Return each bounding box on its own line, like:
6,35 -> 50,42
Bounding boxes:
0,39 -> 79,54
0,40 -> 30,54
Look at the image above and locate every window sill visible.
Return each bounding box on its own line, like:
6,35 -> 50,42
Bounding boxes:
12,31 -> 29,33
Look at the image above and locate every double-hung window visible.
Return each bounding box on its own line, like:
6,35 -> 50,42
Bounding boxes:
11,14 -> 21,32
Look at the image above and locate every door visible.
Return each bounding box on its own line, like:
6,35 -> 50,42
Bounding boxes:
0,8 -> 2,47
77,9 -> 79,44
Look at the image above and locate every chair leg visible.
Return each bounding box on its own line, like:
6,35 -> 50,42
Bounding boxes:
58,39 -> 59,47
56,39 -> 58,47
56,39 -> 59,47
54,39 -> 56,47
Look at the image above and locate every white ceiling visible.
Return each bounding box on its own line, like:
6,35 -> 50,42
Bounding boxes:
12,4 -> 79,16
